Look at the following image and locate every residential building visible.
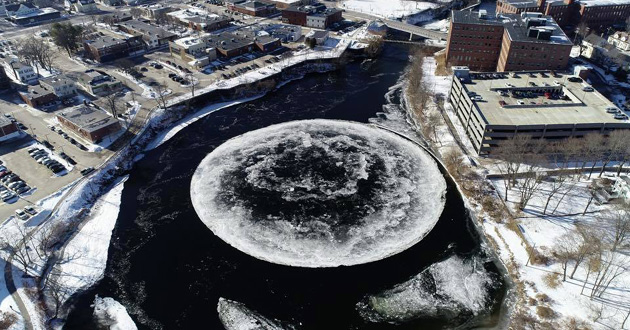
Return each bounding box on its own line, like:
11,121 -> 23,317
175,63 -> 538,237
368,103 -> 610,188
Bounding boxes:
66,0 -> 98,13
448,67 -> 630,154
0,66 -> 11,90
1,3 -> 60,25
254,35 -> 282,52
167,8 -> 232,31
78,70 -> 123,96
608,31 -> 630,51
83,32 -> 145,62
39,75 -> 77,99
611,176 -> 630,202
19,84 -> 58,108
57,105 -> 122,143
117,20 -> 177,49
446,10 -> 572,72
99,11 -> 132,24
4,60 -> 37,84
496,0 -> 630,30
282,4 -> 342,28
0,116 -> 20,142
228,0 -> 277,17
582,34 -> 630,70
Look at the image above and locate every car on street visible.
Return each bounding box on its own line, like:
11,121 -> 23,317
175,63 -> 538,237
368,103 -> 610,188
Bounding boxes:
24,206 -> 37,215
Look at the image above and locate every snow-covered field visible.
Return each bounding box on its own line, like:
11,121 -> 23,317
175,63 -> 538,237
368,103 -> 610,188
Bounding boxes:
340,0 -> 439,19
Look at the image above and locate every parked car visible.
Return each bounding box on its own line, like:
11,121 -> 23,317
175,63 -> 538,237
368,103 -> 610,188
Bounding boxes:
15,209 -> 29,220
2,193 -> 16,202
15,185 -> 30,194
81,167 -> 95,176
24,206 -> 37,215
42,140 -> 54,150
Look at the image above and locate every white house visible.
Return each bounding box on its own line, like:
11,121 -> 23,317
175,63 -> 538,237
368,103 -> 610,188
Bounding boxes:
39,75 -> 77,99
608,32 -> 630,52
4,60 -> 37,84
611,176 -> 630,202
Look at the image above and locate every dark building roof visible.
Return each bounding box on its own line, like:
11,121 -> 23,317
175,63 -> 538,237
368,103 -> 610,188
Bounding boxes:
118,19 -> 176,38
20,85 -> 55,100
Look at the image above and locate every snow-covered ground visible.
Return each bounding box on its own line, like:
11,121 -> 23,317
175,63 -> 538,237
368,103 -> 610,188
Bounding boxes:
340,0 -> 439,19
54,176 -> 128,301
419,19 -> 449,32
93,296 -> 137,330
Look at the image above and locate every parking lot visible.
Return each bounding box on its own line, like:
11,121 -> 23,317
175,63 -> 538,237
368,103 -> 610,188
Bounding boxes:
0,96 -> 112,221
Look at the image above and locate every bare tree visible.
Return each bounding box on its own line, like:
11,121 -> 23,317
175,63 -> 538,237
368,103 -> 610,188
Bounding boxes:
103,92 -> 122,119
551,180 -> 578,215
517,162 -> 544,211
153,81 -> 170,111
114,58 -> 137,76
542,172 -> 569,215
185,72 -> 199,98
0,226 -> 33,274
554,232 -> 579,281
599,130 -> 627,177
581,133 -> 604,179
42,272 -> 72,320
598,206 -> 630,252
581,255 -> 602,295
425,112 -> 442,145
590,252 -> 628,298
0,311 -> 18,329
613,131 -> 630,176
570,225 -> 602,279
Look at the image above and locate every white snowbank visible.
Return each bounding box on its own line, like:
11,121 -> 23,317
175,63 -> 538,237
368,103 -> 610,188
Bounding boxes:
146,95 -> 263,151
93,296 -> 138,330
55,176 -> 128,298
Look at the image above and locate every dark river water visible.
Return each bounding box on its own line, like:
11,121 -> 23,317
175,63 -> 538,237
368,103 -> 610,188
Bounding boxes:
64,44 -> 507,330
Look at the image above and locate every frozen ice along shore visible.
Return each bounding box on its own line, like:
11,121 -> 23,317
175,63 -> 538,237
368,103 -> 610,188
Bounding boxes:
218,298 -> 295,330
357,256 -> 495,323
190,119 -> 447,267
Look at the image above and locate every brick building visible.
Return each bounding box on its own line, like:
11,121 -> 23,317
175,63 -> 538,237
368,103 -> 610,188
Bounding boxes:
19,85 -> 58,108
496,0 -> 630,30
282,4 -> 342,28
0,116 -> 19,142
57,105 -> 122,143
83,33 -> 145,62
446,10 -> 572,72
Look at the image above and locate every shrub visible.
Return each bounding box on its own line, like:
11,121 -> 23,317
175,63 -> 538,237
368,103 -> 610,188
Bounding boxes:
543,273 -> 562,289
536,305 -> 556,319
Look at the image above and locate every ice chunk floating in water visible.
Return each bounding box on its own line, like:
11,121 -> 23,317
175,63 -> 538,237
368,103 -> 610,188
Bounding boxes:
92,296 -> 138,330
357,256 -> 495,323
218,298 -> 294,330
190,119 -> 447,267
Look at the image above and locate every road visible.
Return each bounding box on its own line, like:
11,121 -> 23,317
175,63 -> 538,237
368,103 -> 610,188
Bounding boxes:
0,11 -> 111,39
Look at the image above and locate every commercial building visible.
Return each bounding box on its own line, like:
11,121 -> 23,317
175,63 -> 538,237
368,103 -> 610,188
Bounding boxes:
269,0 -> 311,9
495,0 -> 630,30
83,32 -> 145,62
265,24 -> 302,42
56,105 -> 122,143
282,4 -> 342,28
78,70 -> 123,96
167,8 -> 232,31
19,85 -> 58,108
169,34 -> 218,69
305,29 -> 329,45
1,3 -> 60,25
117,20 -> 177,49
227,0 -> 277,17
448,67 -> 630,154
0,116 -> 20,142
446,10 -> 572,72
140,4 -> 176,21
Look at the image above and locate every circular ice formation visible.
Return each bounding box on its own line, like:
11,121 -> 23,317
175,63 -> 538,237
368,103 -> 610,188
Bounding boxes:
190,119 -> 447,267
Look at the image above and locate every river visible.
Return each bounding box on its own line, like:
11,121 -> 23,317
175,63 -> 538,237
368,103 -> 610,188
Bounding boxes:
64,44 -> 507,330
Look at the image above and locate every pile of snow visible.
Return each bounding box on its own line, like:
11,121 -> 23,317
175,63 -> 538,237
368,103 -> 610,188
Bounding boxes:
191,120 -> 446,267
341,0 -> 439,19
358,256 -> 494,323
93,296 -> 138,330
217,298 -> 292,330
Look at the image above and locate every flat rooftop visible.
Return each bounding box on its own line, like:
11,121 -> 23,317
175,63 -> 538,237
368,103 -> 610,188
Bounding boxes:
458,71 -> 627,126
58,106 -> 119,133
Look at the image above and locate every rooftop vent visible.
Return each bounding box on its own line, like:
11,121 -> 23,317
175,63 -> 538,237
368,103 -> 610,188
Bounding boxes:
478,9 -> 487,19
